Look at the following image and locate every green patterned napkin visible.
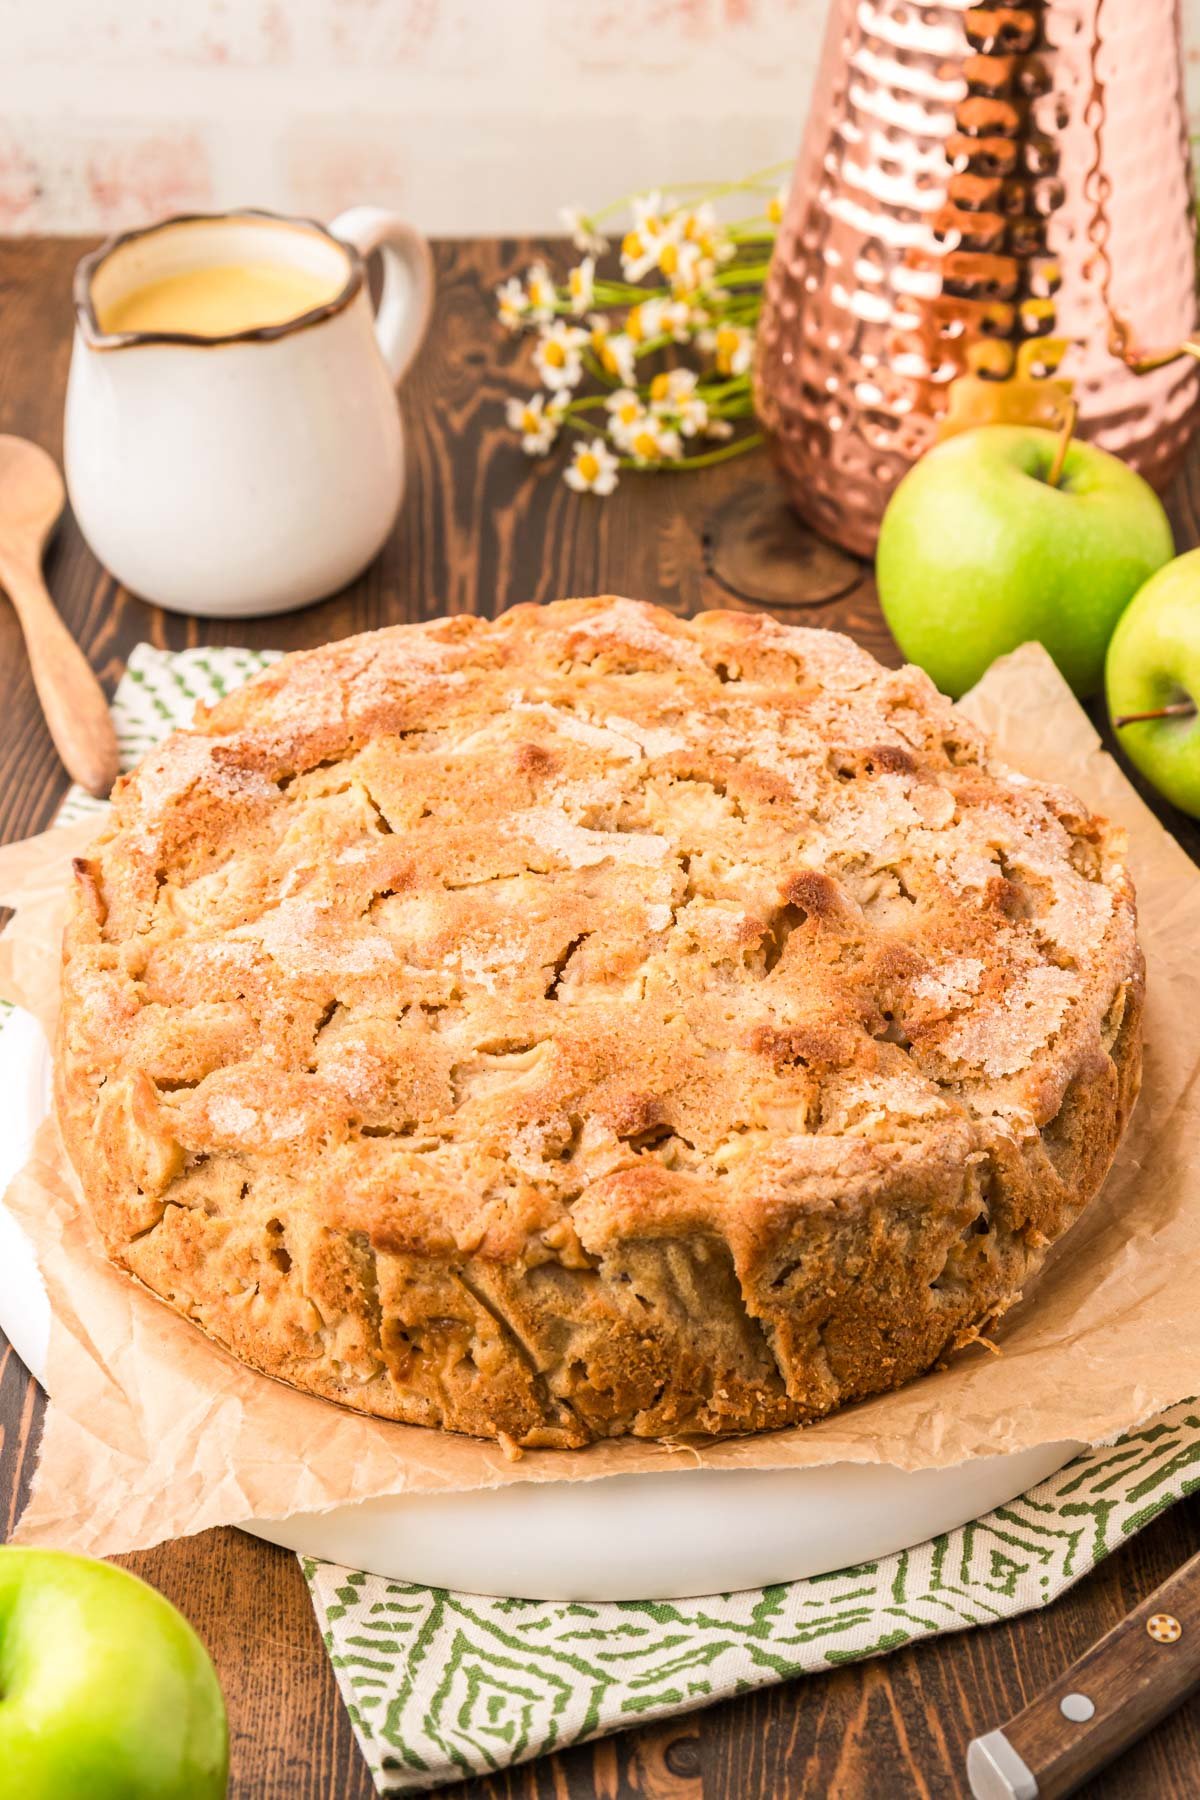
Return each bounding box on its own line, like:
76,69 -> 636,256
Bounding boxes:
304,1405 -> 1200,1795
7,647 -> 1200,1797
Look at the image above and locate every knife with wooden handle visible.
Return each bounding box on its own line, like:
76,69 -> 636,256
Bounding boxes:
967,1548 -> 1200,1798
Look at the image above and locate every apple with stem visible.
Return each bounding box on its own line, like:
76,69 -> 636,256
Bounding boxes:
876,417 -> 1175,699
1106,546 -> 1200,817
0,1547 -> 227,1799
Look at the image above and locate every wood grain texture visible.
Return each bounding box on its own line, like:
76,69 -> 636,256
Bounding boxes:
1,233 -> 1199,1799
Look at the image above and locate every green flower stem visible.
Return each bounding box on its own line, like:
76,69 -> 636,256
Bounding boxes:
701,375 -> 754,400
540,281 -> 763,323
582,349 -> 625,388
660,165 -> 790,205
615,431 -> 764,472
633,333 -> 674,359
713,263 -> 771,287
590,282 -> 661,304
712,305 -> 763,326
559,414 -> 600,438
675,432 -> 765,468
558,393 -> 611,413
586,162 -> 791,222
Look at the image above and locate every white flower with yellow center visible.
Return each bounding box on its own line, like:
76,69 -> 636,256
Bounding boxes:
567,256 -> 596,316
661,298 -> 697,342
619,228 -> 657,283
505,392 -> 562,457
649,368 -> 708,437
525,261 -> 558,322
650,368 -> 698,404
705,417 -> 735,440
560,206 -> 609,255
659,235 -> 711,297
621,192 -> 682,281
534,321 -> 588,391
496,277 -> 529,331
598,331 -> 637,386
632,190 -> 678,239
605,388 -> 648,451
709,322 -> 754,376
626,299 -> 664,344
565,437 -> 620,495
626,416 -> 683,466
675,395 -> 710,437
682,203 -> 735,266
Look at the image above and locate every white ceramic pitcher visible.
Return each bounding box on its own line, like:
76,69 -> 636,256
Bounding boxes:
65,207 -> 434,618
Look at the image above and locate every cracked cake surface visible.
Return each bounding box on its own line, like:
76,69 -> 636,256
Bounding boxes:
56,597 -> 1143,1448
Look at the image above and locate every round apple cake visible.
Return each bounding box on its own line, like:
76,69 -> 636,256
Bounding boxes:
57,598 -> 1143,1448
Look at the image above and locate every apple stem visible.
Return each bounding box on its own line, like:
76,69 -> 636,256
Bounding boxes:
1046,397 -> 1078,489
1109,313 -> 1200,373
1112,701 -> 1198,728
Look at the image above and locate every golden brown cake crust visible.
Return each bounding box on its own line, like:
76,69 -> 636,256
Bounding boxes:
56,599 -> 1143,1448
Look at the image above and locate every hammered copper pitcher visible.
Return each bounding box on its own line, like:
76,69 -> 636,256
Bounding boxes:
755,0 -> 1200,557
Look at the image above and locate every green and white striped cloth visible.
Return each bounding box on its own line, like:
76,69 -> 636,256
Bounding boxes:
8,645 -> 1200,1796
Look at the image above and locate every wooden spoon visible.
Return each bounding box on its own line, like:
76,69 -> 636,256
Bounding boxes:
0,435 -> 119,798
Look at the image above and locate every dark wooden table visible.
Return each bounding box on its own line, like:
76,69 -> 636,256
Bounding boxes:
2,233 -> 1199,1800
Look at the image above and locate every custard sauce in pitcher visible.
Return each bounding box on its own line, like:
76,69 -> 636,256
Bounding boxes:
97,261 -> 343,339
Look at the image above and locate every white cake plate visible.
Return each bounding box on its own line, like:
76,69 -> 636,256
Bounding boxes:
0,1007 -> 1079,1599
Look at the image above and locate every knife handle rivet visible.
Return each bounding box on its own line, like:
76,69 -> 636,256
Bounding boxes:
1147,1613 -> 1183,1643
1060,1692 -> 1096,1722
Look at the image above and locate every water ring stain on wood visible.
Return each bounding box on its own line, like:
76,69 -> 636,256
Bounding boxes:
702,486 -> 864,610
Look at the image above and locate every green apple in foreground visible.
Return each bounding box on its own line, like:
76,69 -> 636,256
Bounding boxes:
1106,546 -> 1200,817
0,1547 -> 227,1800
876,424 -> 1174,698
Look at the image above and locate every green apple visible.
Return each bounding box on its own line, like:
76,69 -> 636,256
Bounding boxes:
0,1547 -> 227,1800
1106,547 -> 1200,816
876,423 -> 1174,699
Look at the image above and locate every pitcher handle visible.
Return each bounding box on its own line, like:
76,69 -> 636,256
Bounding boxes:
330,206 -> 434,386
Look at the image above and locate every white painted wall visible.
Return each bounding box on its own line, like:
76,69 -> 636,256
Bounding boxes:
1,0 -> 1197,236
